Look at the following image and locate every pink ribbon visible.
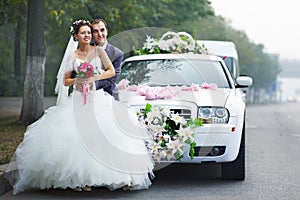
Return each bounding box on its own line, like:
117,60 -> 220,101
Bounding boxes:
181,83 -> 218,91
117,79 -> 217,100
181,83 -> 199,91
117,79 -> 130,90
137,86 -> 176,100
83,83 -> 87,105
200,83 -> 218,90
127,85 -> 138,92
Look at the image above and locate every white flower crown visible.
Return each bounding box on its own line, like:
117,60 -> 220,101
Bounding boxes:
70,19 -> 91,35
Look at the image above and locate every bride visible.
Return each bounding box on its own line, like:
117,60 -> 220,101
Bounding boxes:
10,19 -> 154,194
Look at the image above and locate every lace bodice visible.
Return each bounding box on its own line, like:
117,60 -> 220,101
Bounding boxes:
90,57 -> 104,73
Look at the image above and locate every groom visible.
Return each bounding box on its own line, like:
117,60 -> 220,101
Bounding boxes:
91,18 -> 124,100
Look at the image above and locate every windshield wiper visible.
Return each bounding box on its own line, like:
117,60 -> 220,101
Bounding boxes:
146,82 -> 168,87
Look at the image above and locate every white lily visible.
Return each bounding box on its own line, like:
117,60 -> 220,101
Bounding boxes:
153,151 -> 161,162
165,149 -> 175,161
170,113 -> 183,126
167,139 -> 183,155
163,134 -> 171,142
148,142 -> 161,154
177,126 -> 193,142
145,35 -> 155,49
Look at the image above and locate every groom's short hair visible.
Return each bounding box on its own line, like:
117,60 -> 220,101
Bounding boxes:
91,18 -> 108,28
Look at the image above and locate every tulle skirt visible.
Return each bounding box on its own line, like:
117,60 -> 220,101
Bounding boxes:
11,89 -> 154,195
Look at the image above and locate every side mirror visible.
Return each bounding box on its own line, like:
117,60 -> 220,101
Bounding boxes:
236,76 -> 253,88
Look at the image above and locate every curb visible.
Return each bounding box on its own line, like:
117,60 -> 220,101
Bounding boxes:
0,164 -> 15,196
0,171 -> 12,196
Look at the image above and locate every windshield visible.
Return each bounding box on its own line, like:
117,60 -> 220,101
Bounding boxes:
118,58 -> 232,88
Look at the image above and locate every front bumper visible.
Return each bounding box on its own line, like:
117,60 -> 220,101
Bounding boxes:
160,121 -> 243,164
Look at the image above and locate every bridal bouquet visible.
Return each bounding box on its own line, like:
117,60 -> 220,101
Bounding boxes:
75,62 -> 96,104
76,61 -> 96,78
138,103 -> 202,162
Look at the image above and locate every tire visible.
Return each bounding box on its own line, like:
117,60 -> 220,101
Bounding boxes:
221,120 -> 245,180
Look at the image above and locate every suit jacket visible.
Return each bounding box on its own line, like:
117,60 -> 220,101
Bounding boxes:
95,43 -> 124,100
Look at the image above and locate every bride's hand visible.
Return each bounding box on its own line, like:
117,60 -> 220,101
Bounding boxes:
75,78 -> 93,92
85,74 -> 102,84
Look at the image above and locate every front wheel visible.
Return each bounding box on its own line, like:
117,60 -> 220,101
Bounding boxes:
221,120 -> 245,180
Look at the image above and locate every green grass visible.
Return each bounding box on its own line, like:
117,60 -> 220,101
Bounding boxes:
0,116 -> 26,164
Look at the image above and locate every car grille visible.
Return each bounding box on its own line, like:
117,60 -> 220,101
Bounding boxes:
170,109 -> 191,120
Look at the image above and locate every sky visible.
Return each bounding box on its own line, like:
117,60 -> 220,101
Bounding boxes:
209,0 -> 300,60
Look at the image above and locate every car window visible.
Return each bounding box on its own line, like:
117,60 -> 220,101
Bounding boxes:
220,56 -> 233,74
118,58 -> 232,88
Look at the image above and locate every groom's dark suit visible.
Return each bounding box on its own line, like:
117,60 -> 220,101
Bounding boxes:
95,43 -> 124,100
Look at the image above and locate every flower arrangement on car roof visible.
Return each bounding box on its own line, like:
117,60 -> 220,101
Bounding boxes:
133,31 -> 209,55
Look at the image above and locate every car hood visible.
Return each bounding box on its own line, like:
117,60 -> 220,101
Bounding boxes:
175,88 -> 231,106
119,87 -> 232,107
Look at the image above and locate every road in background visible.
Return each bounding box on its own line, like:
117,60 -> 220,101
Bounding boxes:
0,97 -> 57,118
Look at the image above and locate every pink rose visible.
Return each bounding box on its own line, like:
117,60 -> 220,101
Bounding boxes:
85,70 -> 93,78
80,62 -> 89,70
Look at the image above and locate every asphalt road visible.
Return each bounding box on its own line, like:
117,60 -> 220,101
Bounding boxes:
1,101 -> 300,199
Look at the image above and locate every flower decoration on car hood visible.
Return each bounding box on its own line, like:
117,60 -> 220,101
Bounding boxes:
138,103 -> 202,161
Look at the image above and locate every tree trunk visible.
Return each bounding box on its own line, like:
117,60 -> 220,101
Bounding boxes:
20,0 -> 45,125
14,21 -> 21,78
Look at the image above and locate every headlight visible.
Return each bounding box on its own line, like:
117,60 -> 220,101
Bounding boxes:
198,107 -> 229,124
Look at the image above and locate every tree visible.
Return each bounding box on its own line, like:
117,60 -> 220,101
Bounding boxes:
84,0 -> 214,34
0,0 -> 27,78
13,3 -> 27,79
20,0 -> 45,124
0,0 -> 27,96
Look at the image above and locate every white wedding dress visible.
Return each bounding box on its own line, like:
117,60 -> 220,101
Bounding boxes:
11,58 -> 154,195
